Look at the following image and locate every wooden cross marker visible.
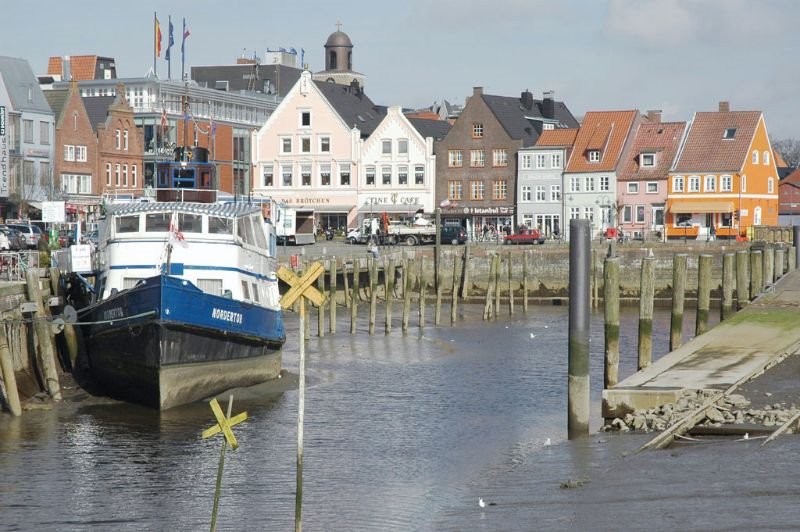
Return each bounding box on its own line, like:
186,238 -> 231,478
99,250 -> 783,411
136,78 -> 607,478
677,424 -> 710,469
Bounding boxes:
202,397 -> 248,450
278,262 -> 326,309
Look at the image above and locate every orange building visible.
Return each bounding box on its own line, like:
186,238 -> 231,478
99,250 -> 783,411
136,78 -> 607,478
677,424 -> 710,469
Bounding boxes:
667,101 -> 779,240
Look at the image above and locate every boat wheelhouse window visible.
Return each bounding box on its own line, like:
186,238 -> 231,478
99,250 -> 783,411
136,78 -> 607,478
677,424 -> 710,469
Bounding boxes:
251,214 -> 268,249
123,278 -> 142,290
179,213 -> 203,233
251,282 -> 260,302
116,215 -> 140,233
237,216 -> 256,245
241,280 -> 250,300
208,216 -> 233,235
145,213 -> 171,232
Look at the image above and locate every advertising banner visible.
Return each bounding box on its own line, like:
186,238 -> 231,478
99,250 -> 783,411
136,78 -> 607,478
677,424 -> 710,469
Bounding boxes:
0,106 -> 7,197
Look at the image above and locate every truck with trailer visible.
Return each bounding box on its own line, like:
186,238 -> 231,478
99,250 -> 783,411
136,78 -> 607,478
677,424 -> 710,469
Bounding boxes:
275,206 -> 316,245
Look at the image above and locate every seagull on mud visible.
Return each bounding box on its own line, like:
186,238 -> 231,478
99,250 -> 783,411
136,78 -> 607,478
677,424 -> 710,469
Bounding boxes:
544,438 -> 552,446
479,498 -> 496,508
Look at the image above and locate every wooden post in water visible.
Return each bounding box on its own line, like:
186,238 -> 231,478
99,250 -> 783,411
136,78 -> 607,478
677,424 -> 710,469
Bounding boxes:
450,252 -> 460,325
434,208 -> 442,294
385,258 -> 395,334
25,270 -> 61,400
350,259 -> 360,334
368,258 -> 378,335
461,244 -> 471,299
751,250 -> 763,299
775,248 -> 786,281
295,299 -> 306,532
670,254 -> 687,351
402,256 -> 412,332
317,266 -> 325,337
603,256 -> 620,389
434,254 -> 443,326
789,246 -> 797,272
329,259 -> 337,334
507,251 -> 514,316
638,256 -> 655,370
343,261 -> 351,309
494,253 -> 501,317
522,251 -> 529,313
483,254 -> 495,320
721,252 -> 735,321
592,248 -> 599,309
568,219 -> 590,439
419,255 -> 427,328
736,250 -> 750,309
0,324 -> 21,416
696,254 -> 712,336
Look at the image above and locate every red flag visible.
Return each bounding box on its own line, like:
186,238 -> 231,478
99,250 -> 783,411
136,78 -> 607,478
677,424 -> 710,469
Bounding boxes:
155,16 -> 162,57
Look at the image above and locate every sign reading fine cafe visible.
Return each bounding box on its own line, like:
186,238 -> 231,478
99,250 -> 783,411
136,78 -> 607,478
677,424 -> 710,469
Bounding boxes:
0,106 -> 7,198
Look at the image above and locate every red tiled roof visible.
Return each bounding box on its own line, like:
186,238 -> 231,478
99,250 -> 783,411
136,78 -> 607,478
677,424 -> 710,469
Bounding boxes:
782,166 -> 800,186
773,148 -> 789,169
565,110 -> 639,173
534,128 -> 578,147
672,111 -> 761,173
617,122 -> 687,181
47,56 -> 63,76
46,55 -> 98,80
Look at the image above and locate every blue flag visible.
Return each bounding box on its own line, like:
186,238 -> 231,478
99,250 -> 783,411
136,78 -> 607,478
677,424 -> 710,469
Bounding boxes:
165,17 -> 174,60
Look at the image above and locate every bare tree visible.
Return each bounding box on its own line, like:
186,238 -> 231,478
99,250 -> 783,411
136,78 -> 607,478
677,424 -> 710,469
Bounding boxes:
771,138 -> 800,168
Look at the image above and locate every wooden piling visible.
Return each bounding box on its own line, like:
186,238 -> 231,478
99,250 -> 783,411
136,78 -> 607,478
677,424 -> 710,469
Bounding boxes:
696,254 -> 712,336
402,256 -> 412,332
368,258 -> 377,335
494,253 -> 501,317
603,256 -> 620,389
721,252 -> 735,321
638,257 -> 655,370
350,259 -> 360,334
0,324 -> 21,416
788,246 -> 796,272
751,250 -> 763,299
568,219 -> 591,439
483,254 -> 495,320
522,250 -> 529,313
317,266 -> 325,337
670,254 -> 687,351
434,254 -> 443,327
329,259 -> 337,334
736,250 -> 750,309
450,252 -> 459,325
385,258 -> 395,334
763,246 -> 775,287
507,251 -> 514,316
461,244 -> 471,299
25,270 -> 61,400
343,261 -> 351,309
419,255 -> 427,328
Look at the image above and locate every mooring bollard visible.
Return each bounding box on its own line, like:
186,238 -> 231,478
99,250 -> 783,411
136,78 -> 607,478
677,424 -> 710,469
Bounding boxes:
736,250 -> 750,309
696,254 -> 712,336
603,256 -> 620,389
568,219 -> 590,439
670,254 -> 687,351
419,255 -> 427,328
751,250 -> 763,299
721,252 -> 735,321
638,256 -> 655,370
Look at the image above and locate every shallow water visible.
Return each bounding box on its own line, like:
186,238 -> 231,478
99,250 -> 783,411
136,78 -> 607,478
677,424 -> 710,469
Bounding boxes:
1,303 -> 723,530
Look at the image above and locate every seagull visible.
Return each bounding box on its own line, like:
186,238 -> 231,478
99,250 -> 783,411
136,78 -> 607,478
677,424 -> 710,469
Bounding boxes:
529,333 -> 536,339
479,498 -> 496,508
544,438 -> 552,446
743,432 -> 749,440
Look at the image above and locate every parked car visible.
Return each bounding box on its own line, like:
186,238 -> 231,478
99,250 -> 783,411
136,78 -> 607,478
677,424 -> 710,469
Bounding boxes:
441,225 -> 468,245
57,229 -> 75,248
0,226 -> 24,250
0,227 -> 9,250
6,224 -> 42,249
504,228 -> 546,245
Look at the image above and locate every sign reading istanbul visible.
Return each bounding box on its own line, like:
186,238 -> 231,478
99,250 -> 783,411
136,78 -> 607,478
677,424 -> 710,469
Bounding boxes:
0,106 -> 7,198
461,206 -> 515,215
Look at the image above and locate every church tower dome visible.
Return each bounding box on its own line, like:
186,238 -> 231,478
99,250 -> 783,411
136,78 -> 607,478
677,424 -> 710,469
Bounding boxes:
313,23 -> 365,90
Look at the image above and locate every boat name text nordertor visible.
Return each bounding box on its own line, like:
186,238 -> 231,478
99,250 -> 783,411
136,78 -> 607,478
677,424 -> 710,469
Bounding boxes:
212,308 -> 243,324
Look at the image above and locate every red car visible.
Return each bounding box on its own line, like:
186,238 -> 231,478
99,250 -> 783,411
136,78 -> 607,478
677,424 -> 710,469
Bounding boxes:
504,228 -> 546,245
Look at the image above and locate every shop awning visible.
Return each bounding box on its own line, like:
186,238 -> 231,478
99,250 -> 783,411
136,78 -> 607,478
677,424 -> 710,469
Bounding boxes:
669,201 -> 734,214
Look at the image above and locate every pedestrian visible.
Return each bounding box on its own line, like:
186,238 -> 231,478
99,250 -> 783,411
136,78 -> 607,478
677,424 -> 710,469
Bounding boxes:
368,241 -> 380,259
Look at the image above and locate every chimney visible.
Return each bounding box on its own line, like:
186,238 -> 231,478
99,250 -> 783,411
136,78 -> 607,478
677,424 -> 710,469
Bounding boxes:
473,86 -> 483,97
542,90 -> 555,119
520,89 -> 534,110
719,101 -> 730,112
646,109 -> 662,123
63,55 -> 72,81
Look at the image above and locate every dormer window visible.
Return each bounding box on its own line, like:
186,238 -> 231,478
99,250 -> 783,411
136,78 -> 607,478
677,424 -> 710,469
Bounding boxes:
640,153 -> 656,167
472,123 -> 483,138
588,150 -> 600,163
723,128 -> 736,139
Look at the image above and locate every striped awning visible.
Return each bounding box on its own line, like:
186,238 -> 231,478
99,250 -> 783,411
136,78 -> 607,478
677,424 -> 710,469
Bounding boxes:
669,201 -> 734,214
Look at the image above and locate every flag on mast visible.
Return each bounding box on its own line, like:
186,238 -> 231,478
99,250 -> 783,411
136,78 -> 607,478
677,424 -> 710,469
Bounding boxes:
155,15 -> 162,57
165,16 -> 174,78
181,18 -> 190,81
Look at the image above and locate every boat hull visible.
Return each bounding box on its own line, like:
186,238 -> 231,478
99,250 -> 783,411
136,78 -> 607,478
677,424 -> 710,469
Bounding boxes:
83,275 -> 285,409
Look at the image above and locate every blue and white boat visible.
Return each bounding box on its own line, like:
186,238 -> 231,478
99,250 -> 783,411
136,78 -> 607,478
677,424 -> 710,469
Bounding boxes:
81,199 -> 285,410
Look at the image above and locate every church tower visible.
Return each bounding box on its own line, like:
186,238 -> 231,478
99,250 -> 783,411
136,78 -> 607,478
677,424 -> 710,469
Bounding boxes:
313,23 -> 366,90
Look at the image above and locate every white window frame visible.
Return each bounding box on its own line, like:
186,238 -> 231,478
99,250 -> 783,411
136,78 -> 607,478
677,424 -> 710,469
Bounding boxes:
535,154 -> 546,169
105,163 -> 111,186
115,129 -> 121,150
673,176 -> 685,192
551,153 -> 562,168
763,151 -> 770,165
300,110 -> 311,128
752,150 -> 759,164
63,145 -> 75,162
123,130 -> 129,151
382,139 -> 392,155
585,176 -> 595,192
319,136 -> 331,153
281,137 -> 292,154
627,182 -> 639,194
599,176 -> 610,191
704,175 -> 716,192
550,184 -> 561,202
300,136 -> 311,154
688,175 -> 700,192
741,174 -> 747,193
720,175 -> 732,192
623,205 -> 632,223
76,145 -> 87,162
470,149 -> 484,167
646,182 -> 658,193
588,150 -> 600,162
768,177 -> 774,194
635,204 -> 646,224
132,165 -> 137,188
448,150 -> 463,167
263,164 -> 274,187
414,165 -> 424,185
493,149 -> 508,167
521,185 -> 532,202
535,185 -> 546,202
520,154 -> 531,170
398,139 -> 408,155
114,163 -> 120,186
570,176 -> 581,193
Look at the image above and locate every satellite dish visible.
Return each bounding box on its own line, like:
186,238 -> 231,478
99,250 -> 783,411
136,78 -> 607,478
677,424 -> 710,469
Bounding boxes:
63,305 -> 78,324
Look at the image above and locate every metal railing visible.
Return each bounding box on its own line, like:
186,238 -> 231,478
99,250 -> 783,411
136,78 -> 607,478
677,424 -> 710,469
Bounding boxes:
0,250 -> 40,281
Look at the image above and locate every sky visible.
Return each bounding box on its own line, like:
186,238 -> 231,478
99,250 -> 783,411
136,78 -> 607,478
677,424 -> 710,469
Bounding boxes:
4,0 -> 799,138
